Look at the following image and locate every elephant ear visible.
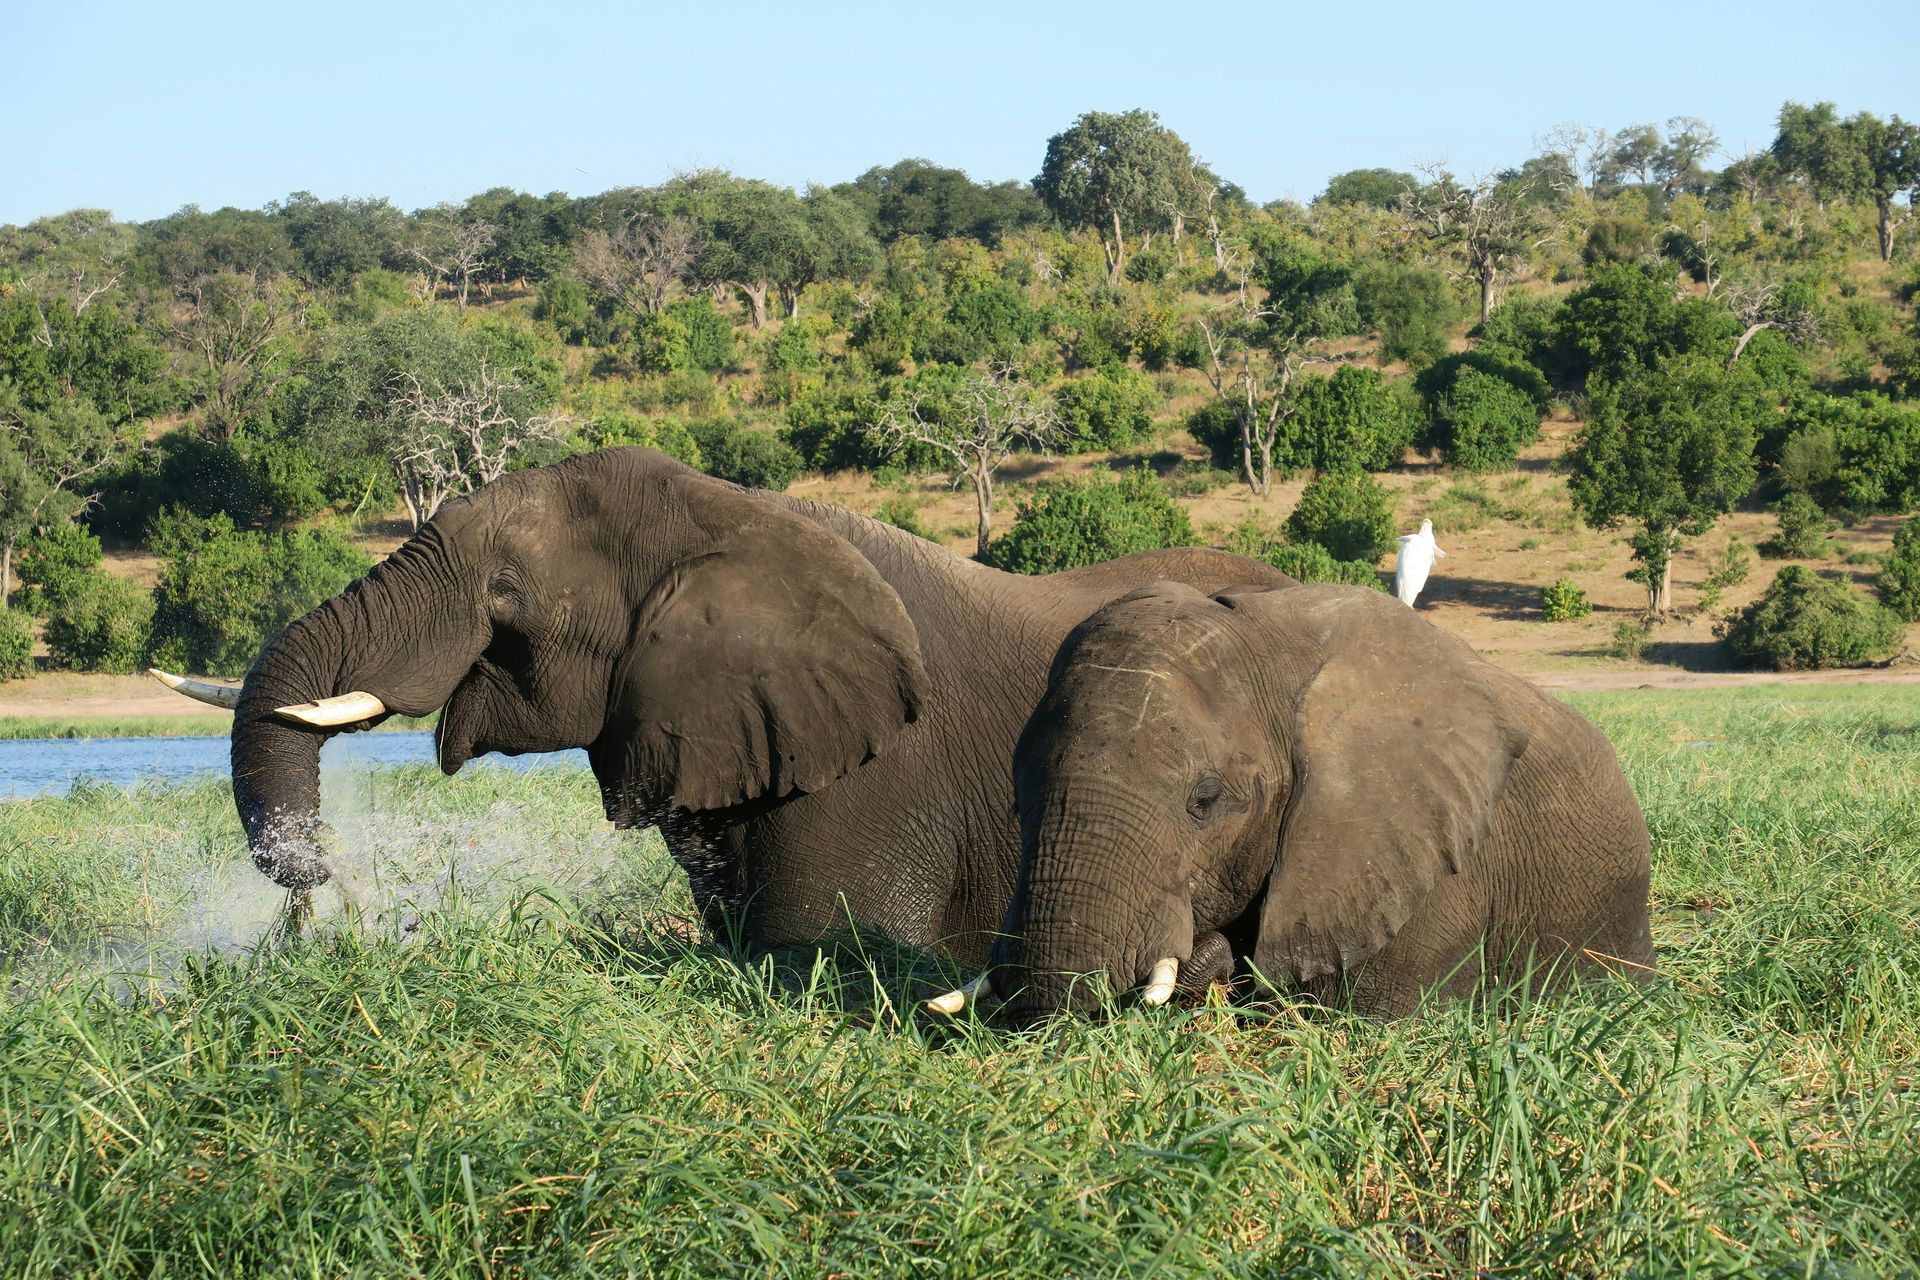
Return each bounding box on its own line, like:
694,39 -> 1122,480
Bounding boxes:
599,506 -> 927,818
1216,584 -> 1528,984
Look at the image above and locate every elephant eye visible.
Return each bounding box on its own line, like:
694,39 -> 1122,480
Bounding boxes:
1186,774 -> 1225,823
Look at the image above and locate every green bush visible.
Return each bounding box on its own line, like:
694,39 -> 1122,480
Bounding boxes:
1054,367 -> 1157,454
1761,492 -> 1833,559
0,609 -> 32,681
1609,618 -> 1651,661
1428,366 -> 1544,471
148,512 -> 373,678
44,574 -> 154,673
1718,566 -> 1904,671
1541,578 -> 1593,621
1184,400 -> 1244,474
1285,472 -> 1396,564
872,497 -> 934,540
15,524 -> 103,615
583,411 -> 703,467
1281,365 -> 1420,473
1353,263 -> 1457,368
666,297 -> 734,373
1875,518 -> 1920,621
1222,518 -> 1383,589
687,420 -> 805,492
990,467 -> 1193,574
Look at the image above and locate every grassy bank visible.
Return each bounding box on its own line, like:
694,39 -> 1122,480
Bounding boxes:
0,711 -> 440,740
0,688 -> 1916,1276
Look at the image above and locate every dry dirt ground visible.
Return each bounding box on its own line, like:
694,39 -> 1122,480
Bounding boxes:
12,418 -> 1917,722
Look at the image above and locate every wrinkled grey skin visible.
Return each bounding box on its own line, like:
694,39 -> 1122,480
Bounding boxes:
989,581 -> 1655,1019
231,447 -> 1293,963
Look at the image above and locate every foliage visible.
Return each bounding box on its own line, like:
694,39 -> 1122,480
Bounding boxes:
0,608 -> 29,680
1541,578 -> 1593,621
1567,356 -> 1760,610
1874,518 -> 1920,621
832,159 -> 1046,245
1285,471 -> 1397,563
43,573 -> 153,673
1556,262 -> 1735,387
1698,540 -> 1754,611
1761,491 -> 1833,559
1053,366 -> 1157,454
580,410 -> 702,467
147,512 -> 372,677
1182,399 -> 1243,474
1778,391 -> 1920,513
666,296 -> 734,373
1426,365 -> 1543,471
1280,364 -> 1419,473
1034,109 -> 1201,280
1608,618 -> 1651,660
1717,565 -> 1903,670
15,523 -> 102,615
871,497 -> 933,540
686,420 -> 804,491
990,466 -> 1192,574
1224,521 -> 1384,589
1316,168 -> 1416,209
1353,263 -> 1458,367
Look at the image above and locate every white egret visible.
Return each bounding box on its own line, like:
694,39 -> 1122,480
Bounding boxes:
1395,518 -> 1445,607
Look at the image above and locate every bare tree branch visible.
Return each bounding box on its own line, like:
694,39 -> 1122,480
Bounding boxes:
384,361 -> 570,527
572,212 -> 698,316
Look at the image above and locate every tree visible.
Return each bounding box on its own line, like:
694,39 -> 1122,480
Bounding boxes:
173,269 -> 297,440
1034,109 -> 1198,283
386,359 -> 569,527
1315,168 -> 1416,209
0,387 -> 130,607
831,159 -> 1045,244
1599,123 -> 1663,187
1655,117 -> 1720,197
407,205 -> 496,308
1771,102 -> 1920,262
698,178 -> 811,329
271,192 -> 403,287
873,363 -> 1061,558
1403,163 -> 1571,324
572,212 -> 698,316
776,190 -> 881,320
1568,356 -> 1759,613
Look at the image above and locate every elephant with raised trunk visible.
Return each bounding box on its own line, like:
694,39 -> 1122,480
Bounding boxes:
979,581 -> 1655,1020
157,447 -> 1293,964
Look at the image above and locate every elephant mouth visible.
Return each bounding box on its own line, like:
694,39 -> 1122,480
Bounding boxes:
930,930 -> 1239,1020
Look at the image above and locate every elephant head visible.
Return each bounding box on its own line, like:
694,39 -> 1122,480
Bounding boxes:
161,449 -> 926,891
982,580 -> 1527,1019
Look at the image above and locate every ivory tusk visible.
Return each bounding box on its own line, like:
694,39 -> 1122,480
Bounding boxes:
1141,957 -> 1180,1007
147,668 -> 242,710
926,974 -> 989,1016
274,691 -> 388,727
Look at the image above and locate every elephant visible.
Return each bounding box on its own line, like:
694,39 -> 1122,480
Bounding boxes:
155,447 -> 1295,966
977,580 -> 1655,1021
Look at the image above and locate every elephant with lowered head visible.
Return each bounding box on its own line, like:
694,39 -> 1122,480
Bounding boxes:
979,580 -> 1655,1020
155,447 -> 1294,965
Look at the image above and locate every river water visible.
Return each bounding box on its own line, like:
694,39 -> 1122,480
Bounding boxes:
0,731 -> 591,798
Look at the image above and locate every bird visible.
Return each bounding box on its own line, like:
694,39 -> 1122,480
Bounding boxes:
1395,518 -> 1445,608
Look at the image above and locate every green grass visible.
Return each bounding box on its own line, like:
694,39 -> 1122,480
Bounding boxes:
1,688 -> 1916,1276
0,712 -> 440,740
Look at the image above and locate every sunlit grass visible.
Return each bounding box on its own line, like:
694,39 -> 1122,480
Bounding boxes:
0,687 -> 1916,1276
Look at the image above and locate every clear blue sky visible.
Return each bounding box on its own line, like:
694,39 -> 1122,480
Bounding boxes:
5,0 -> 1916,226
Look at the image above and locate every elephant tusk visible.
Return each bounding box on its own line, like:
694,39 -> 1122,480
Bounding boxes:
1141,957 -> 1180,1007
926,974 -> 990,1016
147,668 -> 242,710
274,691 -> 389,727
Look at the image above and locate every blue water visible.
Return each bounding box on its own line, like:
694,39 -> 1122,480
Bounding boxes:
0,731 -> 590,799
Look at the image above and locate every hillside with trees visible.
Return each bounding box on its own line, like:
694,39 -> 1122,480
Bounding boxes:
4,101 -> 1919,686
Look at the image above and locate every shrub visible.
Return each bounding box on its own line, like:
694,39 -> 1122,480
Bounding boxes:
872,497 -> 934,540
1609,618 -> 1651,661
0,609 -> 32,681
44,574 -> 154,673
583,411 -> 703,468
1428,366 -> 1543,471
1876,518 -> 1920,621
15,524 -> 103,615
148,512 -> 373,677
1184,400 -> 1244,474
1221,518 -> 1384,589
990,467 -> 1193,574
1353,263 -> 1458,368
1054,366 -> 1157,454
1541,578 -> 1593,621
1761,492 -> 1833,559
1286,472 -> 1396,564
687,420 -> 805,492
1718,566 -> 1903,671
666,297 -> 734,373
1281,365 -> 1420,473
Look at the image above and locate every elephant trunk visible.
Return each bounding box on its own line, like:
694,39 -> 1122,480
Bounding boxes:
229,535 -> 485,888
988,785 -> 1194,1020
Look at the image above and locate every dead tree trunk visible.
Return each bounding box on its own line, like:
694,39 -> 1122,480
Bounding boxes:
972,468 -> 993,559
